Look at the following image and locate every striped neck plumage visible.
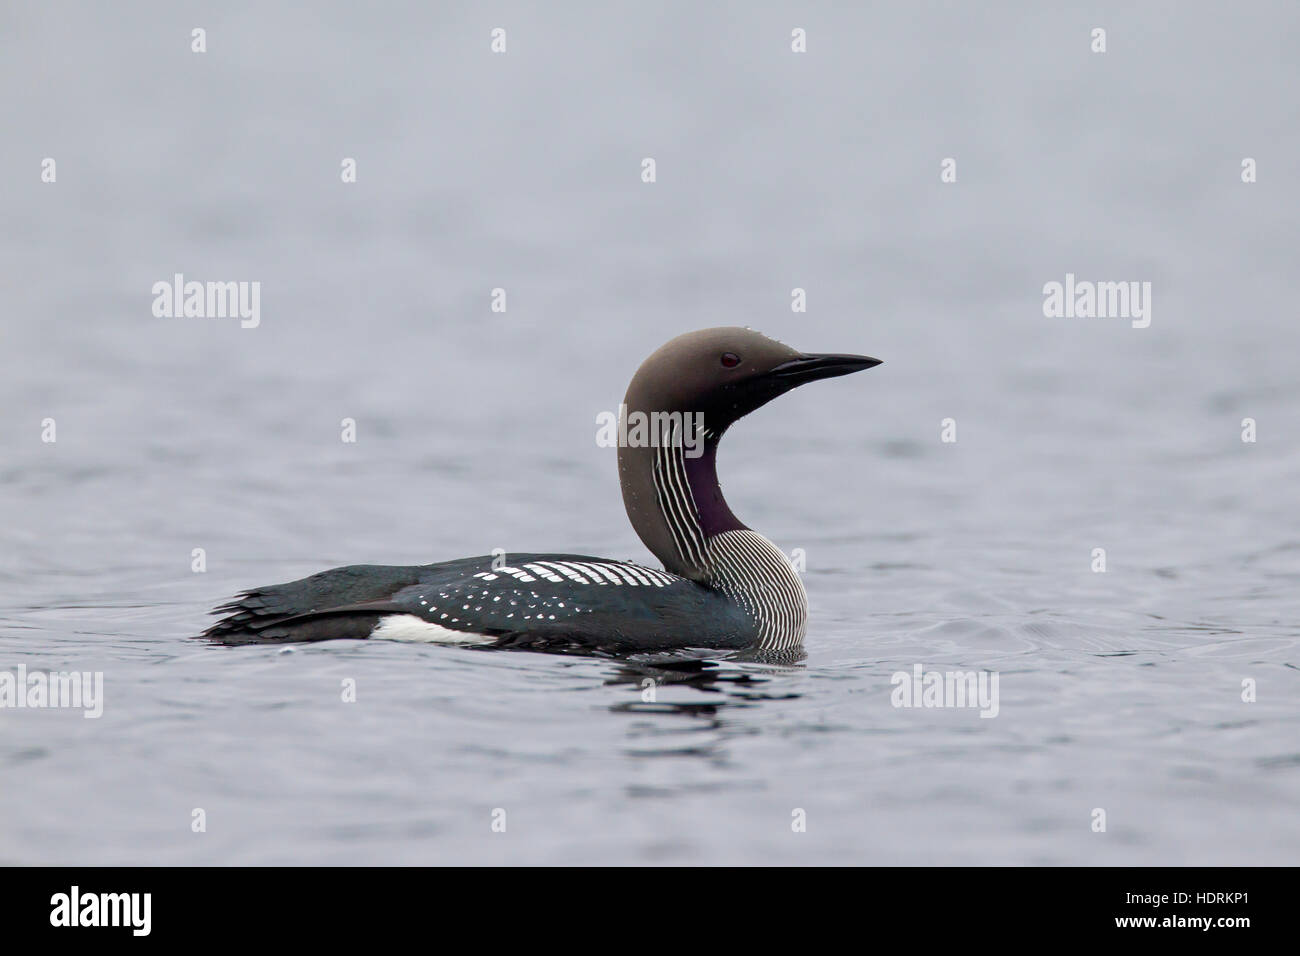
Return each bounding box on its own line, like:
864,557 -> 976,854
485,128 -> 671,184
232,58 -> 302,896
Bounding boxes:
646,424 -> 808,649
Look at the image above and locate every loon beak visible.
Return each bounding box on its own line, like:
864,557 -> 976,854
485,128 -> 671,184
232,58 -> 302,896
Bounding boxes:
768,352 -> 882,385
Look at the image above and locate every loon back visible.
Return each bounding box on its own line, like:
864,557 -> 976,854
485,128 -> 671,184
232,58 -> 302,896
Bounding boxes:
203,327 -> 879,653
204,554 -> 756,654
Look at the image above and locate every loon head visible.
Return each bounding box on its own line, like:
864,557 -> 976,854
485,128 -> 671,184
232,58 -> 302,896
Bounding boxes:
617,327 -> 880,580
621,326 -> 879,432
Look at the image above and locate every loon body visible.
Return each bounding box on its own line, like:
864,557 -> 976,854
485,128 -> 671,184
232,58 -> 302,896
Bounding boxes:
204,328 -> 879,653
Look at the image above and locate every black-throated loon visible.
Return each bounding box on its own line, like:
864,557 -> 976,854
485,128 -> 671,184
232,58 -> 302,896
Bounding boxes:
203,328 -> 880,654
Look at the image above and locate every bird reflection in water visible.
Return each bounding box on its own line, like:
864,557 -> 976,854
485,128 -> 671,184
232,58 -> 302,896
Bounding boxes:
604,647 -> 805,718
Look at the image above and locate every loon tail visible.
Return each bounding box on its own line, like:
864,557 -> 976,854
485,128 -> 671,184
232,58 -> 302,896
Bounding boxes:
199,563 -> 428,645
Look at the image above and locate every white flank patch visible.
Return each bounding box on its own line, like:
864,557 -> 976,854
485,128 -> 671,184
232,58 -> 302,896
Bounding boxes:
370,614 -> 494,645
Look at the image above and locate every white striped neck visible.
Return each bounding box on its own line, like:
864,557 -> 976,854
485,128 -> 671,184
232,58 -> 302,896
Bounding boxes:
703,529 -> 808,649
647,430 -> 807,649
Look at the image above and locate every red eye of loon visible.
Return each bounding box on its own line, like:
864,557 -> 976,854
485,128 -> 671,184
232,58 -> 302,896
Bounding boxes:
721,352 -> 741,368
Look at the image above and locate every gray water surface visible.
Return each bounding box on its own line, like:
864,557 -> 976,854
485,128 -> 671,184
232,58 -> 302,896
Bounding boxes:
2,2 -> 1298,865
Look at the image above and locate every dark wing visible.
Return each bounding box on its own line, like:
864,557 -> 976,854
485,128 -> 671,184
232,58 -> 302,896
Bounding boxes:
418,554 -> 754,654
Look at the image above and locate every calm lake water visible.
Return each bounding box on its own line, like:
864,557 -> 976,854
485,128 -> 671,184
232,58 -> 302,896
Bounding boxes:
2,3 -> 1298,865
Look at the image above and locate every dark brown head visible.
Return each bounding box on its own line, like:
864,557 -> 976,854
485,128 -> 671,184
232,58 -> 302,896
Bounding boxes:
616,327 -> 880,579
620,327 -> 879,432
